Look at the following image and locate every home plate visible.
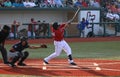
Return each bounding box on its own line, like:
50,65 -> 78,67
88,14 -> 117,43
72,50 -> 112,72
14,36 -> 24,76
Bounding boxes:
96,67 -> 101,70
42,66 -> 47,70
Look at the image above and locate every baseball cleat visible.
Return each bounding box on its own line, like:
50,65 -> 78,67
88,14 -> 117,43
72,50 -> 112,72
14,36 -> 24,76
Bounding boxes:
8,63 -> 16,67
43,60 -> 49,64
17,63 -> 27,66
70,62 -> 77,65
4,61 -> 10,64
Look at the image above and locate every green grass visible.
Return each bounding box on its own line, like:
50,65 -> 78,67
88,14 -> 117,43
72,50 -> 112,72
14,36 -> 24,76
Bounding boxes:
0,74 -> 44,77
70,41 -> 120,60
0,41 -> 119,77
0,74 -> 118,77
1,41 -> 120,60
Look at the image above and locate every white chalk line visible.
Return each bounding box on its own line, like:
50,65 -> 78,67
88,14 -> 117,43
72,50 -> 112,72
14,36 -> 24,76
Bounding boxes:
0,61 -> 119,66
97,62 -> 120,65
0,62 -> 120,72
101,68 -> 120,72
42,62 -> 101,71
42,62 -> 120,72
0,65 -> 119,72
42,65 -> 98,71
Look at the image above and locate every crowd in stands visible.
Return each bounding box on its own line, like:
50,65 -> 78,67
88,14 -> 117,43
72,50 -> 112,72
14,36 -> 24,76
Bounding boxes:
101,0 -> 120,22
0,0 -> 120,38
0,0 -> 120,18
0,0 -> 119,9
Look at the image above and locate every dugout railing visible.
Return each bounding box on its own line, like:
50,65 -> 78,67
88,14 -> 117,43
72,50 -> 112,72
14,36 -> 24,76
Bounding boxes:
5,21 -> 120,39
65,22 -> 120,38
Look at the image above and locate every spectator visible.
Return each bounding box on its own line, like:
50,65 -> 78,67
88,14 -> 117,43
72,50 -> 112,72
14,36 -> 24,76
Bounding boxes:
35,20 -> 41,37
29,0 -> 37,7
113,12 -> 120,21
110,2 -> 118,13
35,0 -> 42,7
72,0 -> 77,4
28,18 -> 37,38
4,0 -> 12,7
12,0 -> 24,7
23,0 -> 36,8
116,5 -> 120,13
91,0 -> 100,8
10,0 -> 15,3
35,20 -> 48,38
9,20 -> 20,39
74,0 -> 82,8
46,0 -> 55,7
54,0 -> 64,7
0,0 -> 4,7
66,0 -> 73,7
39,21 -> 48,37
106,9 -> 115,21
77,18 -> 89,37
81,0 -> 88,7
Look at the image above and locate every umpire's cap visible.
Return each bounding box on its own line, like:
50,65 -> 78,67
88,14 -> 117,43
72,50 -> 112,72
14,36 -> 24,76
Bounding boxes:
20,36 -> 28,42
52,22 -> 59,30
3,25 -> 10,31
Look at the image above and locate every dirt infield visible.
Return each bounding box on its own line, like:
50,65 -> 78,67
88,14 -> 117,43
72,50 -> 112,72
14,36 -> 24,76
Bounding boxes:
1,36 -> 120,76
6,36 -> 120,44
0,59 -> 120,76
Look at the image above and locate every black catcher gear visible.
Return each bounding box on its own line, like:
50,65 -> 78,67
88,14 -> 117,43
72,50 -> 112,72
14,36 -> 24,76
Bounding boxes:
20,36 -> 28,42
3,25 -> 10,31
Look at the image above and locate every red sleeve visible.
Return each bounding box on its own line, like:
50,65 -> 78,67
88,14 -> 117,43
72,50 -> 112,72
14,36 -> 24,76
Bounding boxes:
59,24 -> 65,28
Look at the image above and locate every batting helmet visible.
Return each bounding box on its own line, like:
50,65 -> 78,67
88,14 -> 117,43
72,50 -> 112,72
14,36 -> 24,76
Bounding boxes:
52,22 -> 59,30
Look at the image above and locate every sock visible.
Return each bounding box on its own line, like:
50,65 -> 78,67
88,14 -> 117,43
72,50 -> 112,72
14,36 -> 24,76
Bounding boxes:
68,55 -> 73,60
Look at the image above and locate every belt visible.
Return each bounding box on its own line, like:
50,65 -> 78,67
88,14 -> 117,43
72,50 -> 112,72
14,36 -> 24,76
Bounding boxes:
55,39 -> 63,41
10,50 -> 15,52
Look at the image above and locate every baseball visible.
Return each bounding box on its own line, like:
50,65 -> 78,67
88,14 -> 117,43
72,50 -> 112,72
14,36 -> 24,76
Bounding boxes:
42,66 -> 47,70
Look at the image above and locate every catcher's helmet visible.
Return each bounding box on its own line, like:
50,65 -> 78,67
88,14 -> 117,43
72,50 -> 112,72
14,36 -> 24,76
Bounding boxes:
3,25 -> 10,31
52,22 -> 59,30
20,36 -> 28,42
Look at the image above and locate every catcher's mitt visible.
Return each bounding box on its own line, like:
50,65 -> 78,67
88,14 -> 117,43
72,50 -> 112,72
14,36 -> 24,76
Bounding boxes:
41,44 -> 47,48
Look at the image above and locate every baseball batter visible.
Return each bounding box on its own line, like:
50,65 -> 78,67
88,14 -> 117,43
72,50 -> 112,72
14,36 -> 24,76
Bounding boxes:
44,21 -> 76,65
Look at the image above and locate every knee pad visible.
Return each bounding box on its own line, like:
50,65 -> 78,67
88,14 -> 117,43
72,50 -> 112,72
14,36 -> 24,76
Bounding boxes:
23,51 -> 29,57
14,56 -> 20,59
17,52 -> 22,57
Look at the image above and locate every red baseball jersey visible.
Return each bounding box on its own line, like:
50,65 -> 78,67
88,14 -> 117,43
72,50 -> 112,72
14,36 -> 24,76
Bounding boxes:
51,24 -> 65,41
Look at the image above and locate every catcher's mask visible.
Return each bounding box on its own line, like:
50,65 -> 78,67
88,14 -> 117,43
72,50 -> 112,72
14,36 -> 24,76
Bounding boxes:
3,25 -> 10,32
52,22 -> 59,30
20,36 -> 28,42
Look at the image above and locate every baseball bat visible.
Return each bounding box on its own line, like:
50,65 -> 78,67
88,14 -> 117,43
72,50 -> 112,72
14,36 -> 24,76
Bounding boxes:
71,7 -> 80,21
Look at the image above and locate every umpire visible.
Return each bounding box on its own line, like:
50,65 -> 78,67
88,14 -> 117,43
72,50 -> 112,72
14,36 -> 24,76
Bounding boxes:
8,36 -> 41,67
0,25 -> 10,64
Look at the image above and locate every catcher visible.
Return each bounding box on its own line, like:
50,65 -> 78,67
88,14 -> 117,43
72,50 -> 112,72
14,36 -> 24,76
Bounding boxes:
8,36 -> 47,67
